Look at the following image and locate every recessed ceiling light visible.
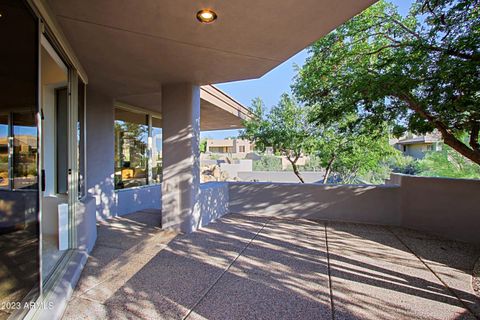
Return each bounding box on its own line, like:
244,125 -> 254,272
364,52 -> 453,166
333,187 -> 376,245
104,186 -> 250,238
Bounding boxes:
196,9 -> 217,24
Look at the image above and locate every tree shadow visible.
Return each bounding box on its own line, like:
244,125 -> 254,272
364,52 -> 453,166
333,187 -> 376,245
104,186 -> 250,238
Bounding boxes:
65,212 -> 480,320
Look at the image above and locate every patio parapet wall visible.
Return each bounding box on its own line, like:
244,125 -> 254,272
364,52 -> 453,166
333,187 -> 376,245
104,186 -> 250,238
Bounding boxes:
196,182 -> 230,230
228,182 -> 401,225
227,174 -> 480,244
394,174 -> 480,245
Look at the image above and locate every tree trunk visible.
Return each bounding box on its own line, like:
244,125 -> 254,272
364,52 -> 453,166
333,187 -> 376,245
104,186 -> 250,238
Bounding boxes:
322,155 -> 335,184
440,130 -> 480,165
287,156 -> 305,183
397,93 -> 480,166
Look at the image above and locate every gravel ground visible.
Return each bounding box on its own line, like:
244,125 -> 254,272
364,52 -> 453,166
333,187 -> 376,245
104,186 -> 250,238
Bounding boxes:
474,257 -> 480,296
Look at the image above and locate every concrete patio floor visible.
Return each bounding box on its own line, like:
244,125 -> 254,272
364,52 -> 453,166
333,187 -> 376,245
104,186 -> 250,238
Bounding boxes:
63,211 -> 480,320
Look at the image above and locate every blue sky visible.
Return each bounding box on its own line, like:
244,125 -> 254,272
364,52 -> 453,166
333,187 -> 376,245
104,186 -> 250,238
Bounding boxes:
201,0 -> 411,139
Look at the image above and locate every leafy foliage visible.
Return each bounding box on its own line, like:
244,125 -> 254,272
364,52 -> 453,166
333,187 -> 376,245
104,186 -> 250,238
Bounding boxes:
386,152 -> 421,175
241,95 -> 315,182
253,155 -> 282,171
242,95 -> 394,183
294,0 -> 480,165
312,117 -> 394,184
418,143 -> 480,179
200,138 -> 207,153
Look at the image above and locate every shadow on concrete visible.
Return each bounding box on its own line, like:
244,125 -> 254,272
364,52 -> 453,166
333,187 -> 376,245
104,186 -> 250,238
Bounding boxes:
63,212 -> 480,320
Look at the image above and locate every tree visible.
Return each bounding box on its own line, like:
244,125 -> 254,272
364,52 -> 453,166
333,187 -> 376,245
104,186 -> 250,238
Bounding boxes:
294,0 -> 480,165
312,116 -> 394,184
253,155 -> 282,171
241,95 -> 315,183
418,139 -> 480,179
200,138 -> 207,153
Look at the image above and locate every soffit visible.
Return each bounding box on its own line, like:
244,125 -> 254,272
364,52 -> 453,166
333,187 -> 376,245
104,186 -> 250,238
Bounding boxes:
47,0 -> 376,97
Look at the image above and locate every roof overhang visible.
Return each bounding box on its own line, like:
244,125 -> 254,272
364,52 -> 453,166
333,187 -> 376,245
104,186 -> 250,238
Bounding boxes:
46,0 -> 377,98
115,85 -> 253,131
200,85 -> 252,131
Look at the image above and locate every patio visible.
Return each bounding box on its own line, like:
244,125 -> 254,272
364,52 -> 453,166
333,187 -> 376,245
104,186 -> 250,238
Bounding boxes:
63,211 -> 480,320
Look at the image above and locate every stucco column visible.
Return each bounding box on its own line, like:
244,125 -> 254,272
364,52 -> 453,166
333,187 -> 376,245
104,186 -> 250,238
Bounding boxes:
86,86 -> 115,220
161,84 -> 201,233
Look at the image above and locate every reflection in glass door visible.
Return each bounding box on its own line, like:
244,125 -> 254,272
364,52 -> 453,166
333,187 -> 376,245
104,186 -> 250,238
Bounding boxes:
0,0 -> 40,315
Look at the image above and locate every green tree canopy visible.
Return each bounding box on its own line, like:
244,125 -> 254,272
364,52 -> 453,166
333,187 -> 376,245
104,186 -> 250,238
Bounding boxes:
294,0 -> 480,165
242,95 -> 393,184
241,95 -> 315,182
312,116 -> 393,184
418,136 -> 480,179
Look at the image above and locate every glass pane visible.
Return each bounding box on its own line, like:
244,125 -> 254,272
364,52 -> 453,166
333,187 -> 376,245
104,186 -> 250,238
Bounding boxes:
114,109 -> 148,189
0,0 -> 40,313
56,87 -> 68,194
12,112 -> 38,190
77,79 -> 85,198
0,115 -> 8,189
152,117 -> 162,184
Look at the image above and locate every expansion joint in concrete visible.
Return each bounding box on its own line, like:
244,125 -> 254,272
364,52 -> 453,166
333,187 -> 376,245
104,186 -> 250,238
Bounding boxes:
324,222 -> 335,320
183,217 -> 273,320
387,227 -> 479,320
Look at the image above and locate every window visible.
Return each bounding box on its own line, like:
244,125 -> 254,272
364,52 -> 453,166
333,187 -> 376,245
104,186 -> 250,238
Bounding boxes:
151,117 -> 163,184
0,113 -> 38,190
12,112 -> 38,190
0,115 -> 8,189
115,109 -> 149,189
239,146 -> 246,153
114,108 -> 162,190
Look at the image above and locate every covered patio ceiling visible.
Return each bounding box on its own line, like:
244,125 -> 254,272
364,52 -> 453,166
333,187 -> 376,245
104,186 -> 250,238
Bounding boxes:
46,0 -> 376,98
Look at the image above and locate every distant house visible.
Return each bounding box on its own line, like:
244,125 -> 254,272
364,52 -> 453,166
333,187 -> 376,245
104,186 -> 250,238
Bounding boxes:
392,133 -> 442,159
206,138 -> 254,157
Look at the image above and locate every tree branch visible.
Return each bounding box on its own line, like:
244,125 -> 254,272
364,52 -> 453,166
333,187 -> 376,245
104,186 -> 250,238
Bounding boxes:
286,154 -> 305,183
385,16 -> 480,61
394,92 -> 480,165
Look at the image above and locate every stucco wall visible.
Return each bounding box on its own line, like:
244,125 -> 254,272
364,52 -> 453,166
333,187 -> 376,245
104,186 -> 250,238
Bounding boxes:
115,185 -> 161,216
219,160 -> 253,179
229,182 -> 401,225
238,171 -> 325,183
229,176 -> 480,244
76,196 -> 97,253
86,88 -> 115,220
196,182 -> 229,229
397,174 -> 480,244
86,88 -> 162,220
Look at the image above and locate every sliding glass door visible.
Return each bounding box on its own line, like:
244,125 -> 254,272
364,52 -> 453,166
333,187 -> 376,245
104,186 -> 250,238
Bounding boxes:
0,0 -> 40,316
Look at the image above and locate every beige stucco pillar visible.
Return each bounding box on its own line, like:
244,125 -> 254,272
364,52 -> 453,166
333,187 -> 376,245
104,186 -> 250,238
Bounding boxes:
161,83 -> 201,233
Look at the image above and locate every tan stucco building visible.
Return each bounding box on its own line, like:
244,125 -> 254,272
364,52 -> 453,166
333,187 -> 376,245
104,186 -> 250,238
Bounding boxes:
393,133 -> 443,159
205,138 -> 254,156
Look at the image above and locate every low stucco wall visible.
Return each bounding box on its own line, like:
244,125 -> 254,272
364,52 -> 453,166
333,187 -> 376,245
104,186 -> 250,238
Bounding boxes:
228,175 -> 480,244
195,182 -> 230,230
115,184 -> 161,216
238,171 -> 325,183
396,174 -> 480,244
76,196 -> 97,253
229,182 -> 401,225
